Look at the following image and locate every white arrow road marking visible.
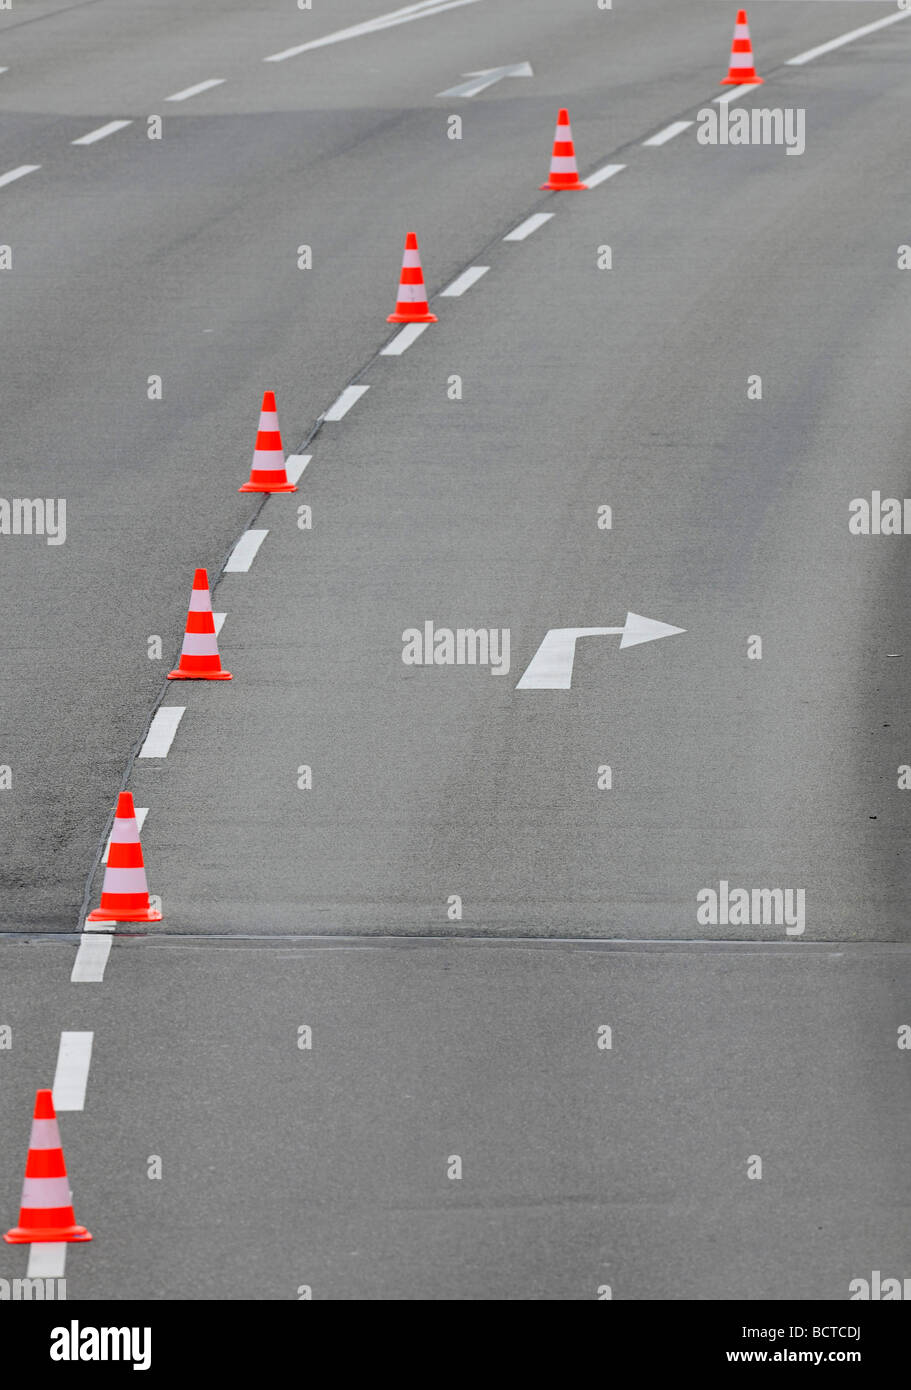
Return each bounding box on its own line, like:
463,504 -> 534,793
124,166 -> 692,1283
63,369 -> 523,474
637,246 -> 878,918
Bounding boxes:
139,706 -> 185,758
52,1032 -> 93,1111
436,61 -> 532,99
27,1243 -> 67,1278
265,0 -> 484,62
516,613 -> 685,689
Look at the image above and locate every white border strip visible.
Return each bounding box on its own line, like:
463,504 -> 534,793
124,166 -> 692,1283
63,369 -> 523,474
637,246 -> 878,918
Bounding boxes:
52,1032 -> 93,1111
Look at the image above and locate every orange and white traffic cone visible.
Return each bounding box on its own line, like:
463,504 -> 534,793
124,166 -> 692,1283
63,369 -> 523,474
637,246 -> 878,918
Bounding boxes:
721,9 -> 763,84
540,108 -> 587,190
387,233 -> 437,323
4,1090 -> 91,1244
87,790 -> 161,923
239,390 -> 297,493
167,568 -> 232,681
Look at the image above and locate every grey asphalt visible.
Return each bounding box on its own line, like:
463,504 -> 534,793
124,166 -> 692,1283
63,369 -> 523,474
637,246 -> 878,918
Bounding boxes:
1,0 -> 910,1300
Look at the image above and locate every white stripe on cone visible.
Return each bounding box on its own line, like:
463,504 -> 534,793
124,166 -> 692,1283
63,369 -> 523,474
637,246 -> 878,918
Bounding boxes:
179,634 -> 219,656
20,1176 -> 72,1207
29,1120 -> 62,1149
98,867 -> 149,894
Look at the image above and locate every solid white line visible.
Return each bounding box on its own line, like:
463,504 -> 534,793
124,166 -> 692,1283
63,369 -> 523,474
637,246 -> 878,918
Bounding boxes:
103,806 -> 147,864
213,611 -> 226,637
440,265 -> 489,297
285,454 -> 311,485
643,121 -> 692,148
139,706 -> 185,758
381,322 -> 430,355
714,85 -> 759,106
504,212 -> 553,242
323,384 -> 369,420
71,119 -> 132,146
0,68 -> 9,77
788,9 -> 911,66
52,1032 -> 93,1111
165,78 -> 225,102
584,162 -> 626,188
27,1244 -> 66,1279
0,164 -> 40,188
71,933 -> 113,983
264,0 -> 483,62
225,528 -> 268,572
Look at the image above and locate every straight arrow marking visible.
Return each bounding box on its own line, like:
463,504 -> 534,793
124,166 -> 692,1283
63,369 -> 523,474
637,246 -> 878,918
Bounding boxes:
436,61 -> 532,99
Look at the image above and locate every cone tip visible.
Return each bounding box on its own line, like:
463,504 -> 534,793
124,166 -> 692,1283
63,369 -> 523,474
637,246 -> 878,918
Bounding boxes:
115,791 -> 135,818
557,107 -> 569,122
192,567 -> 209,589
404,232 -> 418,249
737,8 -> 747,20
261,390 -> 276,411
34,1089 -> 56,1120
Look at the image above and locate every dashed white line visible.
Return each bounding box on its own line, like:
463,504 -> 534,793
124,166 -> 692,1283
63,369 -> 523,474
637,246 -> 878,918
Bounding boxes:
225,528 -> 268,572
103,806 -> 147,864
52,1032 -> 93,1111
71,933 -> 113,984
713,85 -> 758,106
71,119 -> 133,146
584,162 -> 626,188
440,265 -> 489,297
0,164 -> 40,188
0,68 -> 9,77
139,706 -> 185,758
504,212 -> 553,242
27,1243 -> 67,1278
381,322 -> 430,355
165,78 -> 225,102
264,0 -> 484,62
213,611 -> 226,637
788,9 -> 911,66
285,454 -> 312,485
323,384 -> 370,420
643,121 -> 692,148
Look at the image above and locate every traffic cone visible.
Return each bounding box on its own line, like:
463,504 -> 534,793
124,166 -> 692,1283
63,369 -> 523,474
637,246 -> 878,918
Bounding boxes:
5,1090 -> 91,1243
721,9 -> 763,84
167,568 -> 232,681
87,790 -> 161,923
387,233 -> 437,323
540,108 -> 587,190
239,390 -> 297,493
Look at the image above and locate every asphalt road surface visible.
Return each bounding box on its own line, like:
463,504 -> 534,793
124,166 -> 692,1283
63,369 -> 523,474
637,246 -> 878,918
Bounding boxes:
1,0 -> 910,1301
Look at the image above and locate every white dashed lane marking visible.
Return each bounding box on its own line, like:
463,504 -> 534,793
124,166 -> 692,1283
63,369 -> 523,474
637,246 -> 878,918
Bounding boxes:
27,1243 -> 66,1278
285,454 -> 312,484
381,323 -> 430,355
584,162 -> 626,188
788,9 -> 911,66
165,78 -> 225,102
52,1032 -> 93,1111
0,165 -> 40,188
71,933 -> 113,984
714,85 -> 758,106
264,0 -> 484,63
440,265 -> 489,297
643,121 -> 692,147
71,120 -> 133,146
225,528 -> 268,572
504,212 -> 553,242
323,384 -> 370,420
213,612 -> 226,637
139,706 -> 185,758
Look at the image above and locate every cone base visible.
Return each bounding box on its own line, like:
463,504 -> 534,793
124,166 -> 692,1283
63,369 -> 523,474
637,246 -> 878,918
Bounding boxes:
86,907 -> 162,923
238,481 -> 298,493
540,181 -> 588,191
721,74 -> 762,84
167,670 -> 233,680
387,312 -> 437,323
5,1226 -> 91,1244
